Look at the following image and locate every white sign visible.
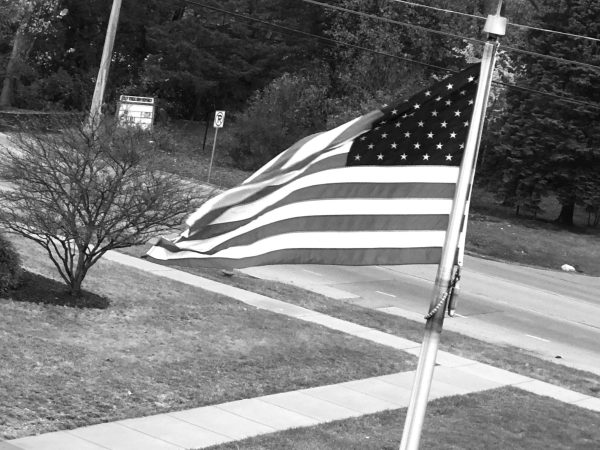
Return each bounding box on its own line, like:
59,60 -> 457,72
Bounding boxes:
214,110 -> 226,128
118,95 -> 155,130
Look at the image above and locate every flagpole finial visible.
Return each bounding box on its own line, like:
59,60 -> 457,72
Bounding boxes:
483,0 -> 507,37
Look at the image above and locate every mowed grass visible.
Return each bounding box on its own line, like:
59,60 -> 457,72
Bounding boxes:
121,243 -> 600,400
466,212 -> 600,276
206,387 -> 600,450
0,235 -> 417,439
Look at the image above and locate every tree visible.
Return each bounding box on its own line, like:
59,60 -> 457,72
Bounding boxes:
0,117 -> 203,299
0,0 -> 66,108
138,0 -> 324,119
484,0 -> 600,225
229,70 -> 329,170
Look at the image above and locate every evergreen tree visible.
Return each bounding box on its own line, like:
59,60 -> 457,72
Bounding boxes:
484,0 -> 599,225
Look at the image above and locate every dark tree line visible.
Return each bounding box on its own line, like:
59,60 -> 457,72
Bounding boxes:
1,0 -> 598,226
481,0 -> 599,226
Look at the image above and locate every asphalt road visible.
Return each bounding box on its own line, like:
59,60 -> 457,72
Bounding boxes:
3,131 -> 597,375
241,255 -> 600,376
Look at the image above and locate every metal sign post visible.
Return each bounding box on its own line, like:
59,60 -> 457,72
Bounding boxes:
207,110 -> 225,183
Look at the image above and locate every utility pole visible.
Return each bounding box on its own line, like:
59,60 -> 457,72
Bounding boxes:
87,0 -> 123,129
399,3 -> 506,450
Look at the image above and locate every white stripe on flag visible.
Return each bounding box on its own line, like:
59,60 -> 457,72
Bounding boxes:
211,166 -> 459,225
174,198 -> 454,252
185,144 -> 353,227
280,117 -> 363,170
151,230 -> 446,260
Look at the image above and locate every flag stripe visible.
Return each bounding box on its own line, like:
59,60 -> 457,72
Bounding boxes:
181,197 -> 453,250
154,230 -> 445,260
186,164 -> 458,236
148,247 -> 442,269
207,215 -> 450,254
210,166 -> 459,225
184,146 -> 351,229
187,190 -> 454,241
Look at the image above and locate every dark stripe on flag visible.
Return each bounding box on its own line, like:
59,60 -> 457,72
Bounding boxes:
149,247 -> 443,269
185,153 -> 350,233
186,182 -> 455,239
205,215 -> 450,254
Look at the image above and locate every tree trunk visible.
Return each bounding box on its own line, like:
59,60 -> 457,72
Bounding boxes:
556,201 -> 575,226
69,276 -> 83,298
0,27 -> 29,109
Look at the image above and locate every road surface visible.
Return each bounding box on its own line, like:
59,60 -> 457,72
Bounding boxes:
241,255 -> 600,376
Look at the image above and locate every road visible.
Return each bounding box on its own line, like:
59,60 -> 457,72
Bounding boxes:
3,130 -> 598,375
241,255 -> 600,376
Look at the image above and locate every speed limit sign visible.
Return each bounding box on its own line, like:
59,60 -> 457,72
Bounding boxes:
213,110 -> 226,128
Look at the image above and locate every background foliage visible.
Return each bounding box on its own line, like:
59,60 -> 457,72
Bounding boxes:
0,0 -> 598,226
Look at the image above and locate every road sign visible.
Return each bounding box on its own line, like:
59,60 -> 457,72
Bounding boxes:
214,110 -> 226,128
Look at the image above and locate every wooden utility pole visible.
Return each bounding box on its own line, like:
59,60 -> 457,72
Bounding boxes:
87,0 -> 123,129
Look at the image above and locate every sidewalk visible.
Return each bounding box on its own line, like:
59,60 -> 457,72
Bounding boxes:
6,252 -> 600,450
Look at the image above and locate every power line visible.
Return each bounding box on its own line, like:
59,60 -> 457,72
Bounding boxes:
494,81 -> 600,110
389,0 -> 600,43
391,0 -> 482,21
301,0 -> 485,45
304,0 -> 600,71
181,0 -> 450,72
179,0 -> 600,110
509,22 -> 600,43
503,44 -> 600,71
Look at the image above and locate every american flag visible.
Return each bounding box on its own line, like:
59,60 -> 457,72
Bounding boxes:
146,64 -> 480,268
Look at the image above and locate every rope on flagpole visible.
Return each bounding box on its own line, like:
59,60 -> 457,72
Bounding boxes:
424,267 -> 461,319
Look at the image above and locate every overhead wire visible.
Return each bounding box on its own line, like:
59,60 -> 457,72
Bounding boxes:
389,0 -> 600,43
179,0 -> 600,110
301,0 -> 486,45
303,0 -> 600,71
181,0 -> 451,72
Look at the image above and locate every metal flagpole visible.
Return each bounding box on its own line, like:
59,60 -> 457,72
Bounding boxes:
449,48 -> 498,317
399,6 -> 506,450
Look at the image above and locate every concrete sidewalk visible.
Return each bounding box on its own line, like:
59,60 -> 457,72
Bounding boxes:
6,252 -> 600,450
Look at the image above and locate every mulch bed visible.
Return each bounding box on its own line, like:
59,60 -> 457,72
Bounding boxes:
7,270 -> 109,309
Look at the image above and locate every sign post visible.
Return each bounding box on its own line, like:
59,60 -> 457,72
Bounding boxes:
207,110 -> 225,183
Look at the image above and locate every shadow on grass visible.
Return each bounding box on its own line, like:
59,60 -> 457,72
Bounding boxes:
6,271 -> 110,309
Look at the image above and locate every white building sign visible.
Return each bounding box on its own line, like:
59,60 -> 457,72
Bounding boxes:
118,95 -> 155,130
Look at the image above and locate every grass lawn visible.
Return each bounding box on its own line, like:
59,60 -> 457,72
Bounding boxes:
205,387 -> 600,449
467,188 -> 600,276
120,243 -> 600,401
0,236 -> 416,440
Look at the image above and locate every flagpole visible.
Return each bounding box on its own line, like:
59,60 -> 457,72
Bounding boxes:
399,7 -> 506,450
